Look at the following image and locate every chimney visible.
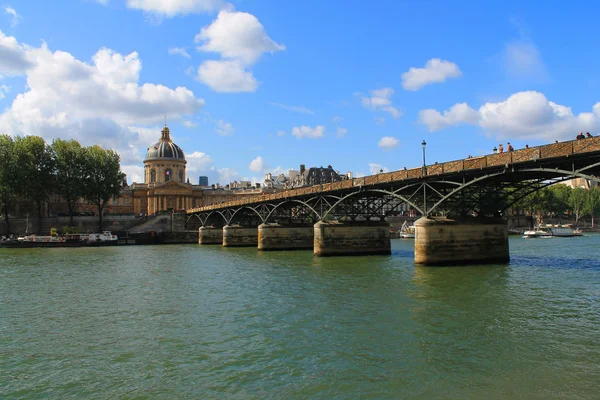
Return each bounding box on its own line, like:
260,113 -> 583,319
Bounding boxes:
300,164 -> 305,174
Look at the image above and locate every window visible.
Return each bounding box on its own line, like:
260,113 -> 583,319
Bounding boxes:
165,169 -> 172,182
179,170 -> 184,183
150,169 -> 156,183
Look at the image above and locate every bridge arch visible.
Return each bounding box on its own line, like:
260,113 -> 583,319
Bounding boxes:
264,199 -> 322,223
321,189 -> 423,220
229,206 -> 266,225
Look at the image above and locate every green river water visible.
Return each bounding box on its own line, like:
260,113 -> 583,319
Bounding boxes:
1,236 -> 599,399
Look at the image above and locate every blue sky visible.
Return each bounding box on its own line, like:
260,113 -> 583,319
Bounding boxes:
2,0 -> 600,184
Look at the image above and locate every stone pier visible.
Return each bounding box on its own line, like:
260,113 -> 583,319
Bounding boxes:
258,223 -> 314,251
222,224 -> 258,247
314,220 -> 391,256
198,226 -> 223,245
414,216 -> 509,265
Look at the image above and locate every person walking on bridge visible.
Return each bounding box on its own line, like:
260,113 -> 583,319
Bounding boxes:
507,142 -> 514,151
577,132 -> 585,140
498,143 -> 504,153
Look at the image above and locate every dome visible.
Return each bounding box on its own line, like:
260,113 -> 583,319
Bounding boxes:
144,125 -> 186,162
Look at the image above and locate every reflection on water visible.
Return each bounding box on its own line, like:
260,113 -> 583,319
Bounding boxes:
1,236 -> 599,399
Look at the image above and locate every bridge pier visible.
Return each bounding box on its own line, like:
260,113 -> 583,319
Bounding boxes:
258,223 -> 314,251
198,226 -> 223,245
314,220 -> 391,256
414,217 -> 509,265
222,224 -> 259,247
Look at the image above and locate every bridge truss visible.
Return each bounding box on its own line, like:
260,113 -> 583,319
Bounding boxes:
187,139 -> 600,228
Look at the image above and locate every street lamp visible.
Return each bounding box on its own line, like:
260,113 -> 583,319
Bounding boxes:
493,146 -> 498,154
421,140 -> 427,171
421,140 -> 427,217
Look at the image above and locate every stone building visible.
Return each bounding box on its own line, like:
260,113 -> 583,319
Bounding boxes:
284,164 -> 343,189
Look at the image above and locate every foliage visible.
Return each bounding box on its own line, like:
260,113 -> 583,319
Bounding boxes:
569,187 -> 587,224
81,145 -> 125,231
53,139 -> 86,227
0,135 -> 19,233
585,186 -> 600,228
15,136 -> 56,230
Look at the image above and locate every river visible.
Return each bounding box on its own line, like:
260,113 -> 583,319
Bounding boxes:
1,235 -> 599,399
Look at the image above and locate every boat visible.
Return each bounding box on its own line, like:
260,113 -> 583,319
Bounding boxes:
398,221 -> 416,238
523,224 -> 582,238
0,231 -> 119,248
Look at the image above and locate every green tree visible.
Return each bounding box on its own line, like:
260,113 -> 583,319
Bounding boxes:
53,139 -> 85,227
15,136 -> 56,232
569,187 -> 587,225
547,184 -> 571,220
82,145 -> 125,231
585,186 -> 600,228
0,135 -> 19,234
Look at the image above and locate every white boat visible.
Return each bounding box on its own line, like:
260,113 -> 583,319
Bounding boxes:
523,224 -> 582,238
80,231 -> 118,243
398,221 -> 416,238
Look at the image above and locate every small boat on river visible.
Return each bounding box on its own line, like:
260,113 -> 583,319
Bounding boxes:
398,221 -> 416,238
0,231 -> 119,248
523,224 -> 582,238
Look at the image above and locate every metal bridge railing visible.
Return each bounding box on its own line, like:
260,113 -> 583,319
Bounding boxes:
188,136 -> 600,213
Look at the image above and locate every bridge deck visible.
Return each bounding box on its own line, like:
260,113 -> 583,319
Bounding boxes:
188,136 -> 600,213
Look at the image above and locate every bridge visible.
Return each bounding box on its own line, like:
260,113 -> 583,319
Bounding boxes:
187,137 -> 600,265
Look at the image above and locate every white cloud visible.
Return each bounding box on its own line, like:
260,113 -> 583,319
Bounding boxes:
361,88 -> 402,119
419,103 -> 479,131
168,47 -> 190,59
195,9 -> 285,64
0,84 -> 9,99
196,59 -> 258,92
378,136 -> 399,150
216,119 -> 234,136
194,9 -> 283,93
418,91 -> 600,141
4,6 -> 21,27
332,116 -> 343,123
369,163 -> 389,175
0,33 -> 205,178
122,165 -> 145,184
276,130 -> 285,136
182,120 -> 197,128
503,41 -> 547,81
0,30 -> 33,76
271,102 -> 315,114
291,125 -> 325,139
336,127 -> 347,137
249,156 -> 268,173
96,0 -> 109,5
401,58 -> 462,91
374,116 -> 385,125
126,0 -> 226,17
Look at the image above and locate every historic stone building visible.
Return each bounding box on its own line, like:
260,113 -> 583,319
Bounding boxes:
126,124 -> 261,215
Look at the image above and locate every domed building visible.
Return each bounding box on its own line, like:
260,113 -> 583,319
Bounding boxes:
125,124 -> 262,216
144,125 -> 187,184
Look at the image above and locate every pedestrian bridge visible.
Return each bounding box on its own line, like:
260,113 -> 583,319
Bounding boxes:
187,137 -> 600,265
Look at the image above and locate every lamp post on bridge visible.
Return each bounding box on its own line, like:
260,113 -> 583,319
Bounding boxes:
422,140 -> 427,216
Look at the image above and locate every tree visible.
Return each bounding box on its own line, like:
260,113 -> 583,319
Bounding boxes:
585,186 -> 600,228
53,139 -> 85,227
0,135 -> 19,234
82,145 -> 125,232
569,187 -> 587,225
547,184 -> 571,220
15,136 -> 56,233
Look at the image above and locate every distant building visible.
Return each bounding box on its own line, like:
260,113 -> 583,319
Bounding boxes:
284,164 -> 343,189
198,176 -> 209,186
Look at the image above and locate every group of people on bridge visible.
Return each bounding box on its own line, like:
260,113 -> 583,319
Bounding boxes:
576,132 -> 593,140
